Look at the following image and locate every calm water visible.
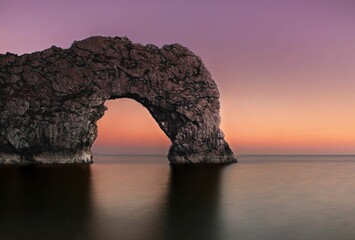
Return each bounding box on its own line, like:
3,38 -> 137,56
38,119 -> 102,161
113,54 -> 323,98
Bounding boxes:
2,155 -> 355,240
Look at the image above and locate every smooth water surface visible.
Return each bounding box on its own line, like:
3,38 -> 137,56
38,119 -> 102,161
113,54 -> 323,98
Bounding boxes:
1,155 -> 355,240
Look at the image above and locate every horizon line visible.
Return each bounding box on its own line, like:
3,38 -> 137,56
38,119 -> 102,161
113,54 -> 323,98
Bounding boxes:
93,153 -> 355,157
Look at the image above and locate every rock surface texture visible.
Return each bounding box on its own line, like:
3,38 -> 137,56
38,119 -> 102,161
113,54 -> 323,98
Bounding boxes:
0,36 -> 236,165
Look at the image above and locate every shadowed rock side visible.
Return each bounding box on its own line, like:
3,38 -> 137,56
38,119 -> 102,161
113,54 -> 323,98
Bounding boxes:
0,36 -> 236,165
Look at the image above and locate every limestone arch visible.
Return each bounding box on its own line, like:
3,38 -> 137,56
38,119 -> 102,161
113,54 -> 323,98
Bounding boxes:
0,36 -> 236,164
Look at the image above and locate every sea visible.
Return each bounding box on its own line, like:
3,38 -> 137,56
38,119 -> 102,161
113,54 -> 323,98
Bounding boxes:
1,155 -> 355,240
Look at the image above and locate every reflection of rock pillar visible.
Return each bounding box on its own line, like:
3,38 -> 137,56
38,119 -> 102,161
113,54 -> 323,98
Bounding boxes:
162,166 -> 225,240
0,36 -> 236,165
0,166 -> 94,239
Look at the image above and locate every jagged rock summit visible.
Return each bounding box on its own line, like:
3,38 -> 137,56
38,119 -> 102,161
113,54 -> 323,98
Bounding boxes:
0,36 -> 236,165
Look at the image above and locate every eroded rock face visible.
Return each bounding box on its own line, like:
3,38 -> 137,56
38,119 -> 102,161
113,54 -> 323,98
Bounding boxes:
0,36 -> 236,165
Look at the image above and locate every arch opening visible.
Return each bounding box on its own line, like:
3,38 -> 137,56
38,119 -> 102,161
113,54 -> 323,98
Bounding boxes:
92,99 -> 171,156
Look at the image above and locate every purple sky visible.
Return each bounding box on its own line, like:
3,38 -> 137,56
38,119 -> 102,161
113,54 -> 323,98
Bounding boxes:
2,0 -> 355,154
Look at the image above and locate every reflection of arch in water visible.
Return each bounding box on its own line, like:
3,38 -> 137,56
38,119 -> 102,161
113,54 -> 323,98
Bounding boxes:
88,163 -> 170,240
162,166 -> 225,240
0,166 -> 93,240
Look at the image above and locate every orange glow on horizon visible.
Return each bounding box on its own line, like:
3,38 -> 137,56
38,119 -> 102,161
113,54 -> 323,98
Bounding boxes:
219,82 -> 355,155
93,93 -> 355,155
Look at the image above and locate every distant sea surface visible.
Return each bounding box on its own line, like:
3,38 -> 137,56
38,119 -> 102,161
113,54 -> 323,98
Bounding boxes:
2,155 -> 355,240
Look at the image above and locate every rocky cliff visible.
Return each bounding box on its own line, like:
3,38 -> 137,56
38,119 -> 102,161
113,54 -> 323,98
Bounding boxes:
0,36 -> 236,165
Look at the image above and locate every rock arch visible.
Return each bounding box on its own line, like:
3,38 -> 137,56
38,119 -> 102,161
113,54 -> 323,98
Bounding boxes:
0,36 -> 236,165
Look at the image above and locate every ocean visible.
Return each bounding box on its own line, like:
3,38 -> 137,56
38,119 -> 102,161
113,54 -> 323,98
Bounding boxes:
1,155 -> 355,240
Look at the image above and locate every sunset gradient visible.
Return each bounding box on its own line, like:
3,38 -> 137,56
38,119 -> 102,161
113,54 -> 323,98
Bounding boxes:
2,0 -> 355,155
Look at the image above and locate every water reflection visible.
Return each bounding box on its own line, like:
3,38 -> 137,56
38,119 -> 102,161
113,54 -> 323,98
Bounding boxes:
88,162 -> 226,240
162,166 -> 225,240
0,161 -> 226,240
0,166 -> 93,240
4,156 -> 355,240
89,163 -> 169,240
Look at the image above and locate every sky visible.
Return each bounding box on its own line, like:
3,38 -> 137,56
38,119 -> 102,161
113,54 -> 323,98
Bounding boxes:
1,0 -> 355,155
